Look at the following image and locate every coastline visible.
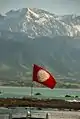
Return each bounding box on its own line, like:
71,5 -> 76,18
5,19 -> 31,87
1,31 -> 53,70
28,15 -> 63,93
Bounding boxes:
0,97 -> 80,110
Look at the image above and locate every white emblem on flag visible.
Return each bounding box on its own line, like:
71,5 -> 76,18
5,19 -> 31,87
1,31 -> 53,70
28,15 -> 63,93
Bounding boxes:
37,69 -> 50,82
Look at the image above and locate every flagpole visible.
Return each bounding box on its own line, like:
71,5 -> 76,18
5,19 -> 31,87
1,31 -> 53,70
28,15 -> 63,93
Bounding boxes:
31,81 -> 33,98
29,64 -> 34,118
30,79 -> 33,118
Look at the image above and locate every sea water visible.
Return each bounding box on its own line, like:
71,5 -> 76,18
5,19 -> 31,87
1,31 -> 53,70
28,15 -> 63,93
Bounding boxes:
0,86 -> 80,99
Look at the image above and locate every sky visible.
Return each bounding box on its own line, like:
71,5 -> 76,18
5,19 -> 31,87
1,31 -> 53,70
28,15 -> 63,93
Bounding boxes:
0,0 -> 80,15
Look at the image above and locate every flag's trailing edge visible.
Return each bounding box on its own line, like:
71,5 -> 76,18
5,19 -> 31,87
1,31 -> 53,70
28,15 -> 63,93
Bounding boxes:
33,64 -> 56,89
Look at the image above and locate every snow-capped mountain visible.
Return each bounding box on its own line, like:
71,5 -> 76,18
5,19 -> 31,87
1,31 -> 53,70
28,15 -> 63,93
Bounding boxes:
0,8 -> 80,87
0,8 -> 80,38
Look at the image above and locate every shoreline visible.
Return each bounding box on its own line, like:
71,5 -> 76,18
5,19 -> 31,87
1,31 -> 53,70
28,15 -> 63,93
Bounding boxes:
0,98 -> 79,110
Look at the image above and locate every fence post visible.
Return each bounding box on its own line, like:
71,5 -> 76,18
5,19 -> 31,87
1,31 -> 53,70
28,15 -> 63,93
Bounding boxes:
9,112 -> 12,119
46,113 -> 49,119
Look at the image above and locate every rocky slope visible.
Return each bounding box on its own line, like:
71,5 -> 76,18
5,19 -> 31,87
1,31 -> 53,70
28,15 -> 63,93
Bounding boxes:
0,8 -> 80,86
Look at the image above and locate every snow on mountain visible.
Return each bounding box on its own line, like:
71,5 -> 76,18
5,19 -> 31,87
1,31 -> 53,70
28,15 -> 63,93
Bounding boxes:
0,8 -> 80,38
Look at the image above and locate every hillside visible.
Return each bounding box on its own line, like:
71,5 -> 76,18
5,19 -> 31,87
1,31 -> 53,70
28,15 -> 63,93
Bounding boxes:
0,8 -> 80,88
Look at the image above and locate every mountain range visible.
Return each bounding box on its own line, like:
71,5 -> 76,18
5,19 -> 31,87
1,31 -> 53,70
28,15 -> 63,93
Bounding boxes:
0,8 -> 80,87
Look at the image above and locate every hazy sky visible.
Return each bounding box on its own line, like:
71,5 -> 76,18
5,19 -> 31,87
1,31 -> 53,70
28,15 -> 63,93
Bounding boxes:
0,0 -> 80,15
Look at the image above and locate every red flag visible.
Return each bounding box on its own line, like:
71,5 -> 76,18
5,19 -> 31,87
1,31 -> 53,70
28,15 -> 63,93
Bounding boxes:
33,64 -> 56,89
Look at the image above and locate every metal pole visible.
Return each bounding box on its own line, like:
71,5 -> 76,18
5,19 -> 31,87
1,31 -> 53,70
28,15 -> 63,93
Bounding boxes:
29,64 -> 34,119
8,109 -> 12,119
31,82 -> 33,100
30,81 -> 33,118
